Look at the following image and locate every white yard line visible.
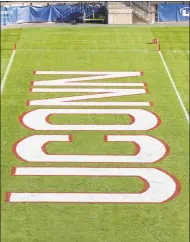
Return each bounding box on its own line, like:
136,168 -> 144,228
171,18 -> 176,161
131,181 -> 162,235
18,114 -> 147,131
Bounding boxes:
1,48 -> 16,93
158,50 -> 189,123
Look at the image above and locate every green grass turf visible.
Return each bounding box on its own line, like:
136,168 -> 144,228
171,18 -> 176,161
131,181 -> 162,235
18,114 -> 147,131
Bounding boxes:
1,50 -> 12,81
1,26 -> 189,242
161,50 -> 189,113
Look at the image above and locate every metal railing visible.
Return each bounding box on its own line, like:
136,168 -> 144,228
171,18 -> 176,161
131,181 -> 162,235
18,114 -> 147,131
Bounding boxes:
133,2 -> 154,13
132,2 -> 155,23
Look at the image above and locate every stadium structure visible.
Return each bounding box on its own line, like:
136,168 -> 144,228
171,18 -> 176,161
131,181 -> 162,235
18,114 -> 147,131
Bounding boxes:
1,1 -> 189,25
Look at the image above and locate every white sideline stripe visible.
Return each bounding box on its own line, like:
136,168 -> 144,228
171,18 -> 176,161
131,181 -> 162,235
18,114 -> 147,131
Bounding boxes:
1,49 -> 16,93
158,50 -> 189,123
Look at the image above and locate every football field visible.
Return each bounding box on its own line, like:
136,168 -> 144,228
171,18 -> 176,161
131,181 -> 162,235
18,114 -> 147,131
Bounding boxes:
1,26 -> 189,242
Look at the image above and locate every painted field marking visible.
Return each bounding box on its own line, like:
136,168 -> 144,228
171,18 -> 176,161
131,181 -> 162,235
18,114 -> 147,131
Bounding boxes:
18,49 -> 154,52
32,71 -> 143,87
29,88 -> 148,106
7,167 -> 179,203
31,88 -> 146,93
33,71 -> 142,76
32,82 -> 145,87
27,101 -> 151,107
13,134 -> 169,163
30,71 -> 148,105
16,49 -> 189,53
29,72 -> 149,106
158,50 -> 189,123
7,66 -> 181,203
1,44 -> 16,93
20,108 -> 160,131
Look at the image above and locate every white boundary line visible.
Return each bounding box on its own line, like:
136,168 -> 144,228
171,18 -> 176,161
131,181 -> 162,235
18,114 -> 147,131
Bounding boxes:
1,46 -> 16,93
158,50 -> 189,123
15,49 -> 189,53
17,49 -> 153,52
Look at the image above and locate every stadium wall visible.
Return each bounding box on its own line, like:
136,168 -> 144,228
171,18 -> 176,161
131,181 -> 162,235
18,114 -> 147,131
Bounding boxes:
1,3 -> 106,25
1,2 -> 189,25
158,3 -> 189,22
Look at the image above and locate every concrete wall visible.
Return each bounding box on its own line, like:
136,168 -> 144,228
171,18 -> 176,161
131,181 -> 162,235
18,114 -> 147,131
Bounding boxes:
108,8 -> 133,24
132,14 -> 146,24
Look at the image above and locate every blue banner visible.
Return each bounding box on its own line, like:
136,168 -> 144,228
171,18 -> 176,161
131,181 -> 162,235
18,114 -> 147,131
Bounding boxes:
177,5 -> 190,21
1,4 -> 105,25
158,4 -> 190,22
1,6 -> 17,25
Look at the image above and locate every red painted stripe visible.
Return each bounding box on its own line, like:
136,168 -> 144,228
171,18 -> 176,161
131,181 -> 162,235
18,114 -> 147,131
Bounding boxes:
5,192 -> 11,202
11,167 -> 16,176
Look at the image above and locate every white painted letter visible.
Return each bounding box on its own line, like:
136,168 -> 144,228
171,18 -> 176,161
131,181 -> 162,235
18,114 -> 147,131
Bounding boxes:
28,89 -> 147,106
8,167 -> 179,203
13,135 -> 168,163
20,109 -> 160,131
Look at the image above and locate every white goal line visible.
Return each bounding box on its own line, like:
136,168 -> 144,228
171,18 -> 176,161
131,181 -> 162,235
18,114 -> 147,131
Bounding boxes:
15,49 -> 189,53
